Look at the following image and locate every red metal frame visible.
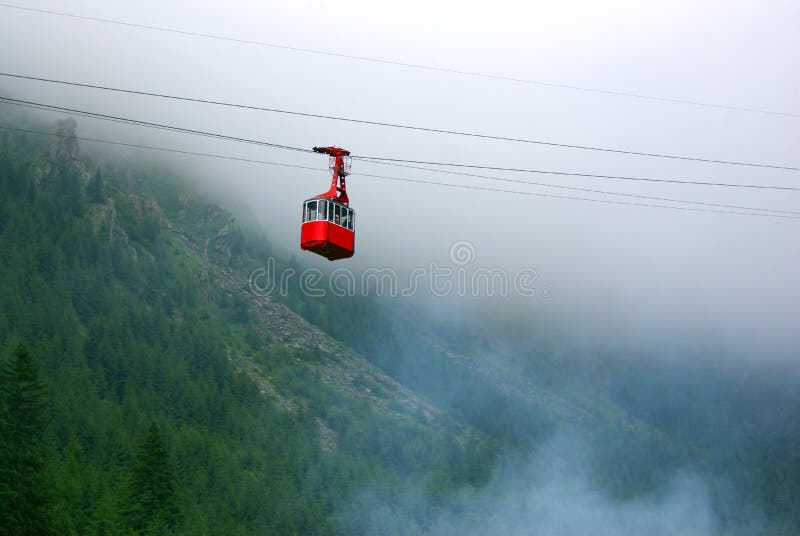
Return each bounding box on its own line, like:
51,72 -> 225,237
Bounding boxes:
312,146 -> 351,205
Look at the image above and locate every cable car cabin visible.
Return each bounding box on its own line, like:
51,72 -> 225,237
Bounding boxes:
300,198 -> 355,261
301,145 -> 354,261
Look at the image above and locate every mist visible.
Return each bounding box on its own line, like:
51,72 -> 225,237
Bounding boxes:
2,3 -> 799,532
2,0 -> 797,370
345,431 -> 724,535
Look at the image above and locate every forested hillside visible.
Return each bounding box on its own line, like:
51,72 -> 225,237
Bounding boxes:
0,112 -> 798,535
0,115 -> 496,534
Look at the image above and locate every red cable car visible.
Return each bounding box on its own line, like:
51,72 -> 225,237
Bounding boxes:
300,146 -> 355,261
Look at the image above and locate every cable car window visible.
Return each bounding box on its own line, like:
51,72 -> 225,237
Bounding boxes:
328,201 -> 334,222
318,200 -> 327,221
348,210 -> 354,230
341,210 -> 349,230
308,200 -> 319,221
334,204 -> 341,225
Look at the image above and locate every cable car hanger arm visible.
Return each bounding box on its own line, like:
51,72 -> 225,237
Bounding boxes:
313,146 -> 351,204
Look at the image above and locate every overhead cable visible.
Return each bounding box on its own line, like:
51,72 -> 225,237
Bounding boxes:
1,72 -> 797,171
0,3 -> 797,117
1,124 -> 797,220
1,96 -> 798,193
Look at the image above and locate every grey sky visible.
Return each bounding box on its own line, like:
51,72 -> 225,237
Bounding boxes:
1,0 -> 798,366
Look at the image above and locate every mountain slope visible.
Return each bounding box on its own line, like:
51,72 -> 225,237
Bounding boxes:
0,114 -> 492,534
1,109 -> 797,534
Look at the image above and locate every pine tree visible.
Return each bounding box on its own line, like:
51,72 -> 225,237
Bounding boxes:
0,342 -> 50,536
125,422 -> 182,534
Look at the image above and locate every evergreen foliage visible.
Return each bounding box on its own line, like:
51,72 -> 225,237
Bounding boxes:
0,117 -> 490,533
125,422 -> 181,534
0,113 -> 796,533
0,343 -> 51,536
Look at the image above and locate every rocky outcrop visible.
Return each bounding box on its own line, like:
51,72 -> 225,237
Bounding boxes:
48,117 -> 80,166
316,417 -> 338,452
90,197 -> 118,242
207,217 -> 238,265
169,219 -> 463,439
32,117 -> 91,190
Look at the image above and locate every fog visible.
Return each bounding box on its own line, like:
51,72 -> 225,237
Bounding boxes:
1,1 -> 798,366
346,431 -> 724,535
2,3 -> 798,532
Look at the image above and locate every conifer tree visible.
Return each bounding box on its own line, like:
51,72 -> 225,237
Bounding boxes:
125,422 -> 182,534
0,342 -> 50,536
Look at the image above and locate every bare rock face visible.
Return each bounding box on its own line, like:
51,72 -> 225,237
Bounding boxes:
316,417 -> 338,452
88,196 -> 142,265
130,195 -> 169,228
90,197 -> 117,242
33,117 -> 91,189
49,117 -> 80,164
208,217 -> 239,266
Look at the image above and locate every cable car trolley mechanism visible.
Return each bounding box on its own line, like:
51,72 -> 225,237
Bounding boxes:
300,146 -> 355,261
